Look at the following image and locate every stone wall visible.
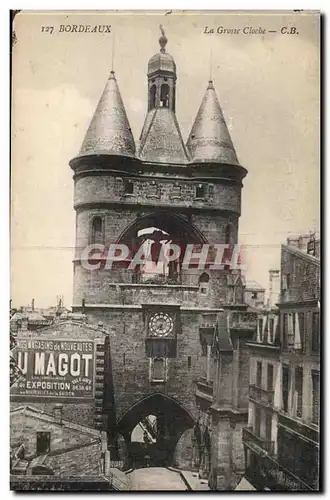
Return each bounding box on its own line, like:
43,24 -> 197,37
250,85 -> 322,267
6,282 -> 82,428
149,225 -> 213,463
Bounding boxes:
10,409 -> 98,456
281,247 -> 320,303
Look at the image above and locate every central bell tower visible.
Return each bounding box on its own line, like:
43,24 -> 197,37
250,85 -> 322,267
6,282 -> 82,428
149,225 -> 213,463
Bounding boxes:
69,27 -> 250,487
147,25 -> 176,112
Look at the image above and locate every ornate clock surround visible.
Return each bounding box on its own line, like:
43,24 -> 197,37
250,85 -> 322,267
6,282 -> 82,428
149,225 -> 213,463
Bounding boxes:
142,304 -> 181,359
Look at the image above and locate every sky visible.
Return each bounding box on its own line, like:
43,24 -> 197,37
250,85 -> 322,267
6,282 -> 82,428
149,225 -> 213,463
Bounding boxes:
11,10 -> 320,309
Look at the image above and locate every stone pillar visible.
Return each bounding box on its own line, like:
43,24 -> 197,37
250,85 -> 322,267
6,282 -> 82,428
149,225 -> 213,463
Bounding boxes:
232,339 -> 239,408
206,345 -> 212,382
303,364 -> 313,422
212,415 -> 232,490
273,362 -> 282,409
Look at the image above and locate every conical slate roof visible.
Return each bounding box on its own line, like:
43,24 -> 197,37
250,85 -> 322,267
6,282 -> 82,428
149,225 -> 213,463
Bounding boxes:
139,108 -> 189,164
79,71 -> 136,158
187,80 -> 240,165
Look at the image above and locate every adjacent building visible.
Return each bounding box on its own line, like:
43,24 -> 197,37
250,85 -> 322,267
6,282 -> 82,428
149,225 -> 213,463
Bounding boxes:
245,281 -> 266,310
10,405 -> 113,491
243,235 -> 320,491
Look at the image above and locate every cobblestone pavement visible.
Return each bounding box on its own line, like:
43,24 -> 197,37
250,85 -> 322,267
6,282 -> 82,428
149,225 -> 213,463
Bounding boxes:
127,467 -> 188,490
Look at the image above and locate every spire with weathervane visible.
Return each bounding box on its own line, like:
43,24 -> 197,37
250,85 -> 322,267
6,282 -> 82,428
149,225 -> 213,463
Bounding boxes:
139,26 -> 189,165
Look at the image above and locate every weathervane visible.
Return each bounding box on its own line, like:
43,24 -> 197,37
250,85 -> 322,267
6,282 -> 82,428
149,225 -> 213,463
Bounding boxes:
159,24 -> 168,52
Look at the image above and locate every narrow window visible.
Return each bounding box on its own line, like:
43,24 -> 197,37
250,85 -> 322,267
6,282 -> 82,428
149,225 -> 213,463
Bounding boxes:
225,225 -> 232,245
312,370 -> 320,425
282,313 -> 288,348
160,84 -> 169,108
124,179 -> 134,195
286,273 -> 291,289
123,353 -> 126,366
265,412 -> 272,443
295,366 -> 303,418
188,356 -> 192,369
256,361 -> 262,387
312,312 -> 320,352
292,313 -> 296,334
267,364 -> 274,391
149,84 -> 156,109
195,184 -> 206,199
255,406 -> 261,437
258,318 -> 263,342
287,313 -> 295,347
36,432 -> 51,455
269,318 -> 274,343
282,365 -> 289,413
91,216 -> 103,244
298,312 -> 305,349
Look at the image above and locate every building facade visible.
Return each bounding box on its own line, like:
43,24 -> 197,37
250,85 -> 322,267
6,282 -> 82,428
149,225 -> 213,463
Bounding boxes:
68,28 -> 254,488
243,236 -> 320,491
10,404 -> 113,491
245,280 -> 266,310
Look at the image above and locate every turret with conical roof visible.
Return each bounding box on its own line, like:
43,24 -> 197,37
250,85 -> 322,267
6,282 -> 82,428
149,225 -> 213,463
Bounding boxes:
71,70 -> 136,166
187,80 -> 240,167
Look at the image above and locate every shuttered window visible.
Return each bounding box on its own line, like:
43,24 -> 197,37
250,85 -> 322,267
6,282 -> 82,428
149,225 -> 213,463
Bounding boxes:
282,365 -> 289,413
312,312 -> 320,352
255,406 -> 261,437
256,361 -> 262,387
298,312 -> 305,349
267,364 -> 274,391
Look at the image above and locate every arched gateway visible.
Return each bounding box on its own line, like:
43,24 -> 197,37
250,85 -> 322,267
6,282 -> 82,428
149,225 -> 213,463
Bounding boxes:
117,393 -> 194,469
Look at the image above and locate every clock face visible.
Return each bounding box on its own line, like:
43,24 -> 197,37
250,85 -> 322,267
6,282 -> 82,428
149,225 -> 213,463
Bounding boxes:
149,313 -> 174,337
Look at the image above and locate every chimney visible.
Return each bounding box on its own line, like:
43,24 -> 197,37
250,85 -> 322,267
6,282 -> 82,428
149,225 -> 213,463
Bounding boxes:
31,298 -> 35,311
54,403 -> 63,425
82,298 -> 86,315
268,269 -> 280,308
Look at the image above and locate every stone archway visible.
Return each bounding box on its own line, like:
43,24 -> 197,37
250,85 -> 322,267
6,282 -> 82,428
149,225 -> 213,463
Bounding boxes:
116,393 -> 195,469
116,212 -> 208,246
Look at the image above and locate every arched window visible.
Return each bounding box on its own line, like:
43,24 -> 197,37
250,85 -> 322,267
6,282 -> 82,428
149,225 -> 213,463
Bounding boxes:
199,273 -> 210,295
160,84 -> 169,108
199,272 -> 210,284
91,216 -> 103,244
149,85 -> 156,109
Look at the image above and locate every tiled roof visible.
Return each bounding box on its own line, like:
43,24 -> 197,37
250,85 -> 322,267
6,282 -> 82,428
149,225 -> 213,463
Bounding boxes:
246,280 -> 265,291
139,108 -> 189,164
148,51 -> 176,75
78,71 -> 136,159
187,80 -> 240,166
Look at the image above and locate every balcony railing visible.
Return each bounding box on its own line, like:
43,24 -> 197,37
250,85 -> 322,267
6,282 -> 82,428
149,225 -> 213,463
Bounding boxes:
243,426 -> 274,455
249,384 -> 274,406
230,312 -> 257,331
196,378 -> 214,397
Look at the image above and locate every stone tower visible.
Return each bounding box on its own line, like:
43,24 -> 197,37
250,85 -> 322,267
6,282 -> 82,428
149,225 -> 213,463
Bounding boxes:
69,28 -> 250,485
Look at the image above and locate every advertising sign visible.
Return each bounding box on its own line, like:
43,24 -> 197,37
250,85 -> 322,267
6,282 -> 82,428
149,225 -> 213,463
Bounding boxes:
11,338 -> 95,400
